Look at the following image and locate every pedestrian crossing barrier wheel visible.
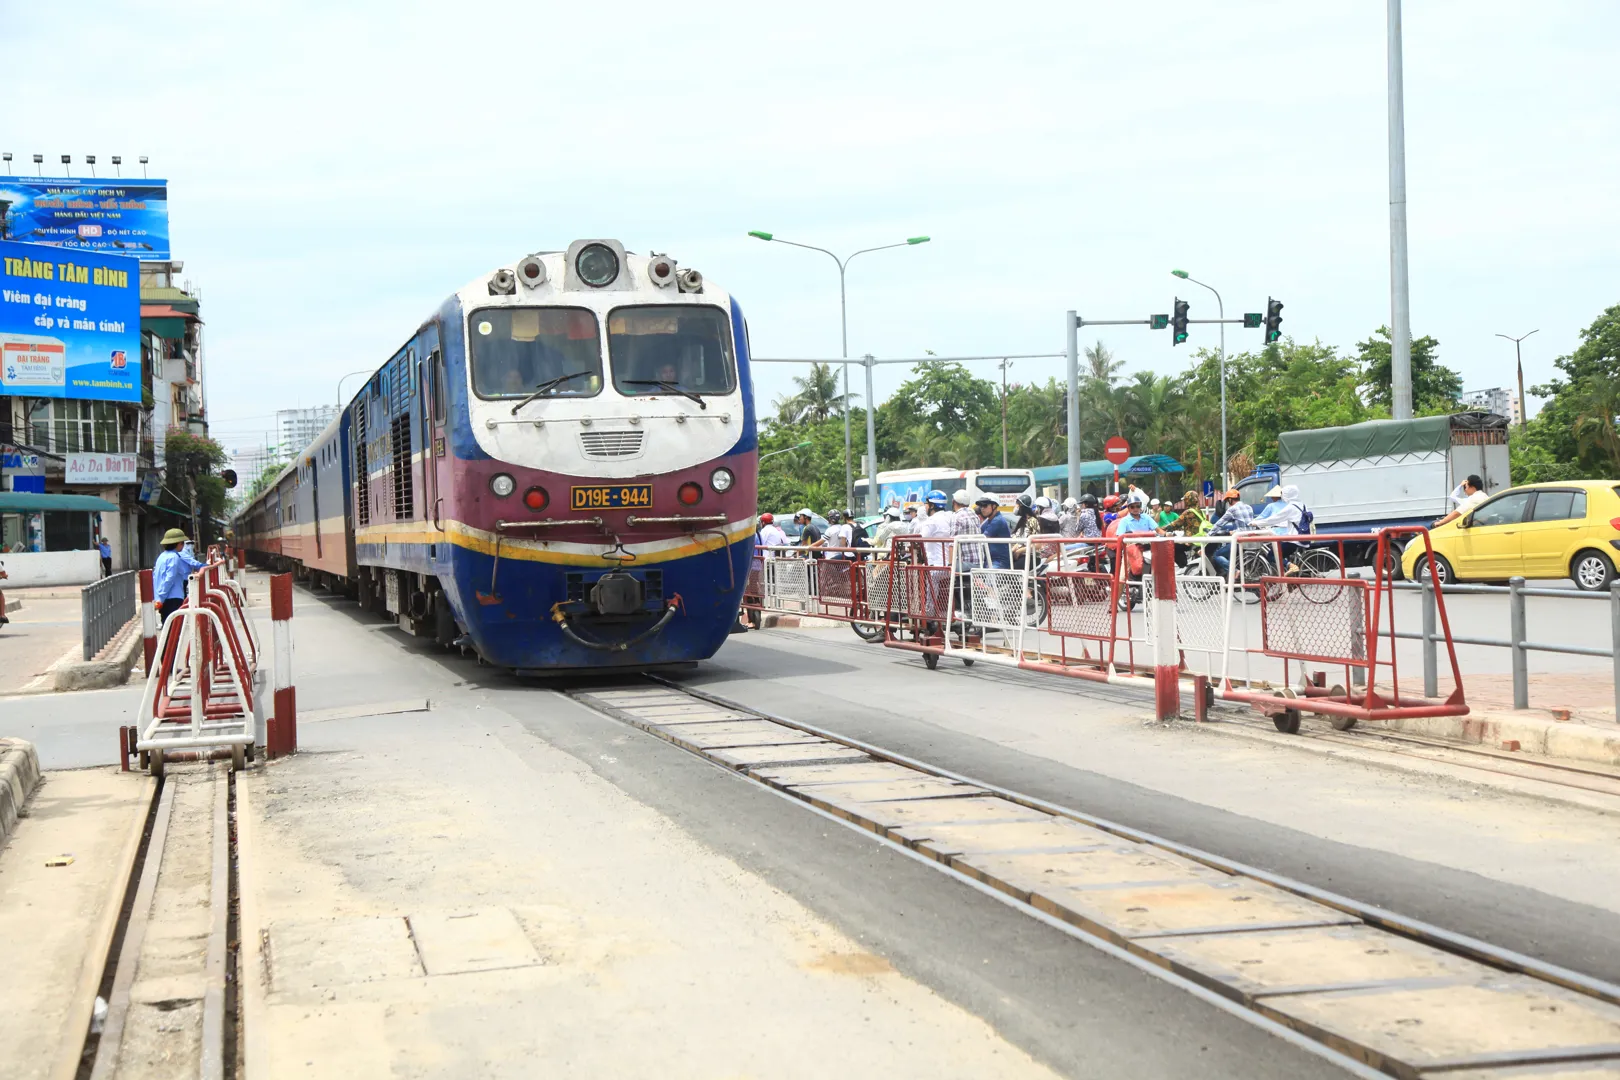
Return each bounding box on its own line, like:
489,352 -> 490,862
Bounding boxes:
232,743 -> 246,772
923,652 -> 939,670
1272,709 -> 1302,735
150,748 -> 164,778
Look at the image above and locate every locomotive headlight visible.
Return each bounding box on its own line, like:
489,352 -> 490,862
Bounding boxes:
489,473 -> 516,498
709,467 -> 734,493
575,243 -> 619,287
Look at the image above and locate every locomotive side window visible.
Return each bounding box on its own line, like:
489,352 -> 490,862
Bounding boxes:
468,307 -> 602,399
608,306 -> 736,398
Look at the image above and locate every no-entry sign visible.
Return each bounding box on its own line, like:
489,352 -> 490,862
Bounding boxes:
1103,437 -> 1131,466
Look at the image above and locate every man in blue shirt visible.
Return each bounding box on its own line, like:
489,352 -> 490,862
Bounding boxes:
153,528 -> 205,624
975,497 -> 1012,569
98,536 -> 112,577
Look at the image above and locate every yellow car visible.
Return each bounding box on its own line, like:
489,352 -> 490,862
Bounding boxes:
1403,480 -> 1620,590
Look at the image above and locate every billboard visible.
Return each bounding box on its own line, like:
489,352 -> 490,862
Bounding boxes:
0,176 -> 169,260
1,239 -> 141,403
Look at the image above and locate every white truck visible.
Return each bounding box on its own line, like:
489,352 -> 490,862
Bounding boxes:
1233,412 -> 1511,575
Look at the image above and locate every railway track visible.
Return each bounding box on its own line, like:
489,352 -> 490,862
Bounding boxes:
79,764 -> 239,1080
572,677 -> 1620,1080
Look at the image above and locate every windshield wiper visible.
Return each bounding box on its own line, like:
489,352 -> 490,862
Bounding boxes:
622,379 -> 706,410
510,370 -> 594,415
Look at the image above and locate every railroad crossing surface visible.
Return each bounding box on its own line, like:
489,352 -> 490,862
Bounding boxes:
7,572 -> 1620,1077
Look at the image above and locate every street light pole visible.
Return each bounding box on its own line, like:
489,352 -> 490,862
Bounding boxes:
1495,329 -> 1539,430
1172,270 -> 1225,485
998,358 -> 1012,468
759,440 -> 813,462
748,231 -> 930,512
1388,0 -> 1414,420
336,369 -> 373,407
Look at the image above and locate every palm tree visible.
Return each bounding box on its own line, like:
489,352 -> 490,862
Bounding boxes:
1086,341 -> 1123,385
775,363 -> 854,425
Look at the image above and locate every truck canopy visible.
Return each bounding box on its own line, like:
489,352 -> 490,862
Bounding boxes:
1277,412 -> 1506,465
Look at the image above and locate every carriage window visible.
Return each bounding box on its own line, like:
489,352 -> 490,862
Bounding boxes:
608,305 -> 736,397
468,307 -> 602,399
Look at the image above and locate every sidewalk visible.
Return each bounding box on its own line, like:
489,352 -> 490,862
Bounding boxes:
0,766 -> 152,1080
0,595 -> 89,695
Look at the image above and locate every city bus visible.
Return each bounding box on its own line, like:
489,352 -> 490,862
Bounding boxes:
854,468 -> 1036,517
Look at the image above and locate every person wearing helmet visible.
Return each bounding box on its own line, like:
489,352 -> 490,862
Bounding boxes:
1100,493 -> 1122,528
975,495 -> 1013,569
823,508 -> 853,555
870,505 -> 908,549
917,489 -> 953,566
1034,496 -> 1061,535
1206,489 -> 1256,577
793,508 -> 823,557
946,489 -> 987,571
1057,497 -> 1081,538
757,513 -> 788,551
153,527 -> 206,624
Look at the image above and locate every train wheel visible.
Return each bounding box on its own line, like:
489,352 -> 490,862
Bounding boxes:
1272,709 -> 1302,735
923,652 -> 939,670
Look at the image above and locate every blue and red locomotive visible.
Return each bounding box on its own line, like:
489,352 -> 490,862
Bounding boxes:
235,240 -> 757,671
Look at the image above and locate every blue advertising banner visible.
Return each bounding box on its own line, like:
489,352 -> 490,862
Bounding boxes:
0,176 -> 169,260
0,239 -> 141,403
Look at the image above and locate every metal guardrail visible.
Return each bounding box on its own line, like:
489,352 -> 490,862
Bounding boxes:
1398,578 -> 1620,717
82,570 -> 137,661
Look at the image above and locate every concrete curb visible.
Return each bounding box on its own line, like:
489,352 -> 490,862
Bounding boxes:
0,737 -> 42,851
52,616 -> 142,693
1385,710 -> 1620,767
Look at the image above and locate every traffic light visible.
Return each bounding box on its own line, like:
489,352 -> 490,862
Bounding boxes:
1150,313 -> 1169,330
1171,299 -> 1190,345
1265,298 -> 1284,344
1242,312 -> 1262,329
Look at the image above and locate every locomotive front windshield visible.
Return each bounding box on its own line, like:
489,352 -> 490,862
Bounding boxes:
608,306 -> 736,397
469,307 -> 604,399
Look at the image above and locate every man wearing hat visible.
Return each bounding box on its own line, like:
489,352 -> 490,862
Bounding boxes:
154,527 -> 206,624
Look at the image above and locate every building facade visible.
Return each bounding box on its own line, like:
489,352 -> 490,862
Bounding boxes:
277,405 -> 339,458
1459,387 -> 1520,424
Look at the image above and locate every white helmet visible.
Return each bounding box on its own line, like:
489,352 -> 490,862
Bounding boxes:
1035,496 -> 1053,510
882,506 -> 901,520
952,490 -> 971,506
1061,497 -> 1078,510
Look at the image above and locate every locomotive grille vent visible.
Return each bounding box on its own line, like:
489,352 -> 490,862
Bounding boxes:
579,430 -> 645,459
566,570 -> 663,605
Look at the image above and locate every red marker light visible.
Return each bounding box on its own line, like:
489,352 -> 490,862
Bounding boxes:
678,482 -> 703,506
524,486 -> 549,512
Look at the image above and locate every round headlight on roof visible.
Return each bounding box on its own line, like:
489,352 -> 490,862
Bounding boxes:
710,467 -> 734,492
575,243 -> 619,287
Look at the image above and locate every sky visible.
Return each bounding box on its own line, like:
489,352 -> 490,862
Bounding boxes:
4,0 -> 1616,458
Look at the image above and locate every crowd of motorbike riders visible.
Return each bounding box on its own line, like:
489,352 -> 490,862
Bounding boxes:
753,482 -> 1315,586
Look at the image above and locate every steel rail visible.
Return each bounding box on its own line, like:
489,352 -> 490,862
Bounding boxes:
642,676 -> 1620,1011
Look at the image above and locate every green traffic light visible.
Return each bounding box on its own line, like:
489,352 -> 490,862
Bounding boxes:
748,230 -> 774,241
1174,332 -> 1188,344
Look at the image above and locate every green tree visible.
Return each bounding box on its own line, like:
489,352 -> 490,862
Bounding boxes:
1355,326 -> 1462,415
880,362 -> 996,438
159,430 -> 230,544
1527,303 -> 1620,478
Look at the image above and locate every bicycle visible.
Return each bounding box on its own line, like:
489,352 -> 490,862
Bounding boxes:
1238,540 -> 1345,604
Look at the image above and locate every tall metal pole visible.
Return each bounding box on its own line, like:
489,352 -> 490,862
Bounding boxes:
838,263 -> 852,511
1000,359 -> 1010,468
1176,273 -> 1226,485
1065,312 -> 1081,500
1388,0 -> 1414,420
1496,330 -> 1538,431
863,355 -> 878,514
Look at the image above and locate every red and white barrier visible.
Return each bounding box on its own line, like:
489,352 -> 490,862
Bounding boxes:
267,573 -> 296,757
1149,538 -> 1179,721
139,568 -> 157,675
742,526 -> 1471,732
